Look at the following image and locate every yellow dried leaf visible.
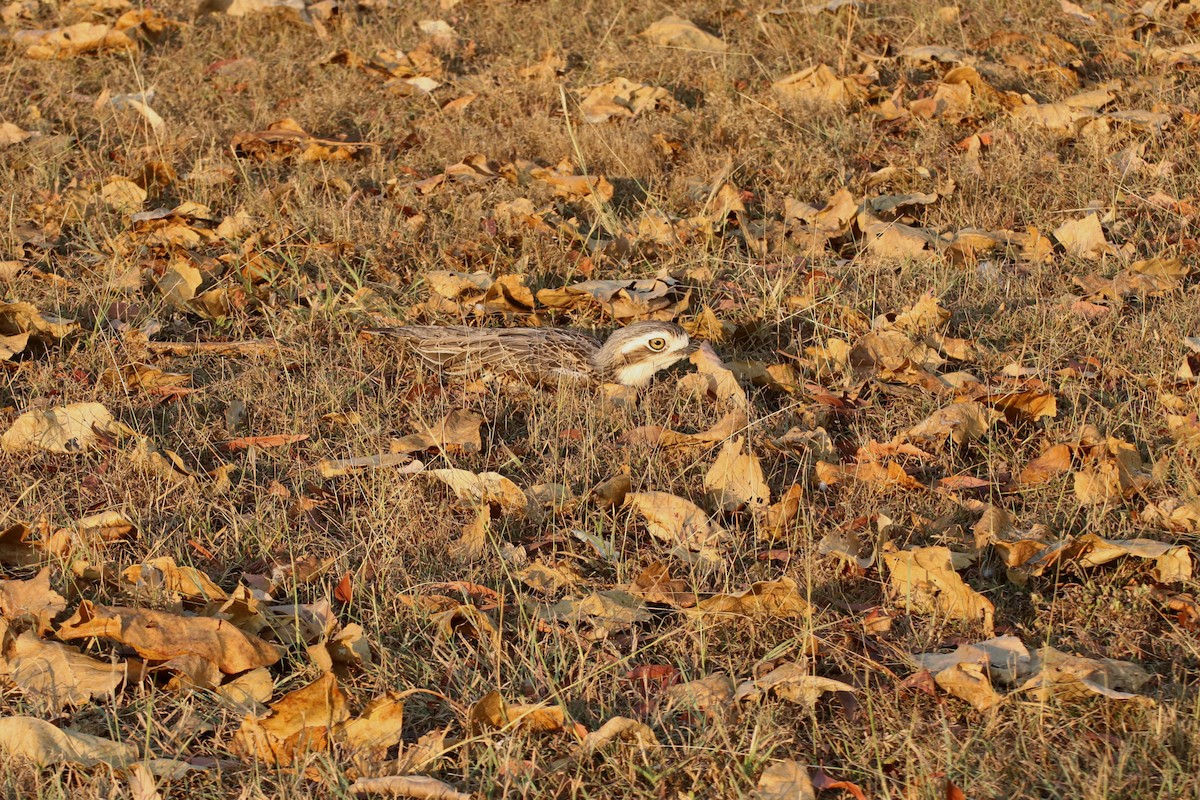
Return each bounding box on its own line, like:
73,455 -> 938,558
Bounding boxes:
1053,214 -> 1110,259
1,402 -> 116,454
903,401 -> 1003,445
0,716 -> 137,768
641,15 -> 726,52
232,673 -> 349,765
704,436 -> 769,511
883,545 -> 994,633
578,77 -> 670,123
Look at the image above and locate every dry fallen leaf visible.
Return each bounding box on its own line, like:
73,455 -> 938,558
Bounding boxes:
624,491 -> 728,563
1053,214 -> 1111,260
704,436 -> 770,512
392,409 -> 483,455
349,775 -> 471,799
883,545 -> 994,634
735,662 -> 855,710
578,77 -> 670,123
0,716 -> 138,768
641,15 -> 726,52
579,717 -> 658,755
902,401 -> 1003,446
1,403 -> 121,454
689,578 -> 810,621
232,672 -> 349,765
3,631 -> 126,709
755,760 -> 816,800
536,591 -> 650,640
0,568 -> 66,633
58,601 -> 281,674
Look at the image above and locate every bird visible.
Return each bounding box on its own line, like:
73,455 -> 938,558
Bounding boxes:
366,320 -> 695,388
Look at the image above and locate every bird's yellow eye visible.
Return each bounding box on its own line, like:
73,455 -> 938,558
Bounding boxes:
647,337 -> 667,351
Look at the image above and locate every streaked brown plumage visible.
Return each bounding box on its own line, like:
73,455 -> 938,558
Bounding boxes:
367,321 -> 694,388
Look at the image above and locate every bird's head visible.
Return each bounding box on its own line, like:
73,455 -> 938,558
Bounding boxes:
593,321 -> 695,388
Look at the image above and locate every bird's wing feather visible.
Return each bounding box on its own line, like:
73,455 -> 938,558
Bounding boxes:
370,326 -> 600,383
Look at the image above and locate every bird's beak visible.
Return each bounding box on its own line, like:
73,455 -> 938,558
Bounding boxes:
682,341 -> 700,356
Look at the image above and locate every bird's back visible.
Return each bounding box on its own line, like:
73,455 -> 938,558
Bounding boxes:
369,325 -> 602,386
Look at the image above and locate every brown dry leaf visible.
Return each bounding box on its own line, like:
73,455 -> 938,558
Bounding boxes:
661,674 -> 735,719
755,760 -> 816,800
3,631 -> 125,709
689,577 -> 810,621
883,546 -> 995,633
1142,496 -> 1200,533
100,178 -> 147,214
0,122 -> 34,146
220,434 -> 309,452
588,471 -> 631,506
704,436 -> 769,512
527,162 -> 614,203
535,277 -> 684,320
774,64 -> 870,105
57,601 -> 281,674
101,363 -> 192,393
0,716 -> 138,768
849,329 -> 944,374
429,469 -> 529,516
735,662 -> 855,710
973,388 -> 1058,423
913,640 -> 1009,710
0,568 -> 66,633
578,77 -> 670,123
516,561 -> 579,596
0,301 -> 79,339
1017,443 -> 1073,485
232,118 -> 370,163
1074,259 -> 1190,303
121,557 -> 228,602
127,435 -> 194,483
1,402 -> 120,454
392,410 -> 484,455
1015,646 -> 1152,704
1053,214 -> 1111,259
579,717 -> 658,755
0,332 -> 29,361
626,562 -> 696,608
467,690 -> 568,735
0,523 -> 44,567
857,212 -> 938,260
625,409 -> 748,448
232,673 -> 349,765
683,343 -> 749,411
815,459 -> 924,490
317,453 -> 424,478
337,692 -> 407,757
536,591 -> 650,640
520,49 -> 566,80
1073,437 -> 1155,506
448,504 -> 490,563
641,15 -> 726,52
349,775 -> 471,799
198,0 -> 310,19
156,260 -> 202,306
902,401 -> 1003,446
763,484 -> 806,539
1000,533 -> 1191,584
624,491 -> 727,563
14,18 -> 142,59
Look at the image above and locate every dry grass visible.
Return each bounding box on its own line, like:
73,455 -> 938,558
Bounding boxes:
2,0 -> 1200,797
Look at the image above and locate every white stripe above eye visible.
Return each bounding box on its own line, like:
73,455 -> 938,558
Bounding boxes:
617,333 -> 683,357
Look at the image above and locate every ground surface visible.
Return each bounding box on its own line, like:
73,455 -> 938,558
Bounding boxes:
1,0 -> 1199,797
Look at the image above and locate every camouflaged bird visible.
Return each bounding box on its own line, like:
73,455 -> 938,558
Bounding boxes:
368,321 -> 694,388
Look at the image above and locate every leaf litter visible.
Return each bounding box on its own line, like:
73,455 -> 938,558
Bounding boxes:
1,0 -> 1198,796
